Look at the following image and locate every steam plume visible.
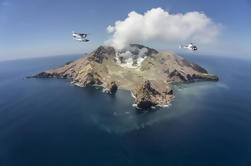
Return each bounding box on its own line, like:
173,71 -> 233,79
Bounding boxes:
105,8 -> 221,50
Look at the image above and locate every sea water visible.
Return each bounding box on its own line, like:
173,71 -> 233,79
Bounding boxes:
0,54 -> 251,166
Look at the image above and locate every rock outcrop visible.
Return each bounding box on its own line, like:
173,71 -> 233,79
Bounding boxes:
104,81 -> 118,94
29,44 -> 218,109
133,80 -> 173,109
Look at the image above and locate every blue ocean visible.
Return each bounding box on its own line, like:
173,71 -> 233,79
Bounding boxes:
0,54 -> 251,166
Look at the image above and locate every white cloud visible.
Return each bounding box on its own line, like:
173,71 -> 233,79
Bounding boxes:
105,8 -> 221,50
107,25 -> 115,33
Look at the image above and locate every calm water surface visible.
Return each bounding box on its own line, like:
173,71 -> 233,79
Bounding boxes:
0,54 -> 251,166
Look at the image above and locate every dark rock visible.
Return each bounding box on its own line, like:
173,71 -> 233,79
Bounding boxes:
104,81 -> 118,94
29,72 -> 55,78
186,74 -> 192,81
82,73 -> 102,86
134,80 -> 173,109
169,69 -> 186,81
166,89 -> 173,95
192,74 -> 201,79
191,63 -> 208,73
137,100 -> 156,109
190,73 -> 219,81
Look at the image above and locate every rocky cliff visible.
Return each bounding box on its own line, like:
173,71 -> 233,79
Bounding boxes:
29,44 -> 218,109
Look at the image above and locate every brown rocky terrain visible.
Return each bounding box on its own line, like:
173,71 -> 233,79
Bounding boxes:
29,44 -> 218,109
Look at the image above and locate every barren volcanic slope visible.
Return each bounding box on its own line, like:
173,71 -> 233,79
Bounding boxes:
30,44 -> 218,109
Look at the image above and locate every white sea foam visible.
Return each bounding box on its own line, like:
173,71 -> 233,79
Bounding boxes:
130,91 -> 136,99
132,104 -> 137,107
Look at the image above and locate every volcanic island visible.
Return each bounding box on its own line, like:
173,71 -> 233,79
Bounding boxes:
29,44 -> 218,109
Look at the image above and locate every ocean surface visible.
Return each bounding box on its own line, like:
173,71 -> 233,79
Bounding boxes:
0,54 -> 251,166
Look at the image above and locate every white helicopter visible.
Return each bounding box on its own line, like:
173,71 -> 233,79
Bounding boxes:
179,43 -> 198,51
72,31 -> 89,42
74,38 -> 89,42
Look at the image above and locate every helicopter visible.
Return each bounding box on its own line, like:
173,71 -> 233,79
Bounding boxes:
179,43 -> 198,51
72,31 -> 89,42
74,37 -> 89,42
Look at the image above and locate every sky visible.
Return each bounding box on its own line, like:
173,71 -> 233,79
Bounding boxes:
0,0 -> 251,61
